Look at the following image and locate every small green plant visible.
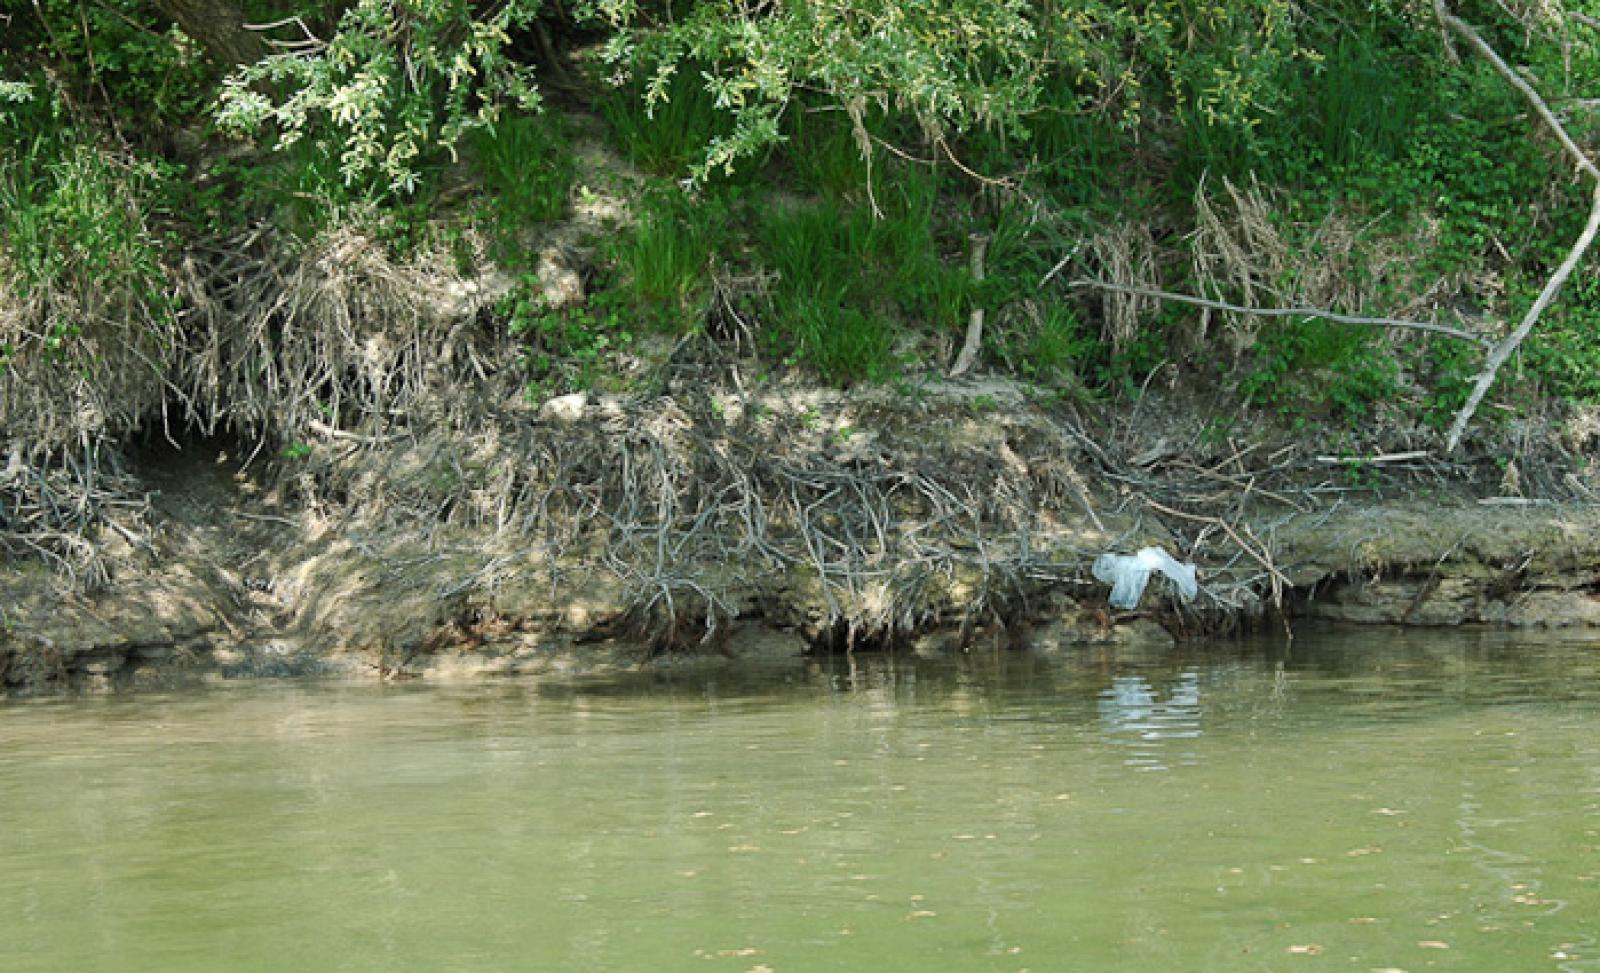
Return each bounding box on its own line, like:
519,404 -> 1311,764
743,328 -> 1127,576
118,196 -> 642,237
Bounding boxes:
500,275 -> 635,393
764,289 -> 895,385
281,442 -> 313,461
755,163 -> 960,384
1342,455 -> 1375,489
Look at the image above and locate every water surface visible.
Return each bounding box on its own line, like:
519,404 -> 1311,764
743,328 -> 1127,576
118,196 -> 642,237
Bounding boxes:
5,628 -> 1600,971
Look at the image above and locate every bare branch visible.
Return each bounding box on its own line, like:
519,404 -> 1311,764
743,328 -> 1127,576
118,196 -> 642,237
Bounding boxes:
1067,278 -> 1487,344
1436,0 -> 1599,180
1315,451 -> 1432,465
1436,1 -> 1600,451
1446,182 -> 1600,450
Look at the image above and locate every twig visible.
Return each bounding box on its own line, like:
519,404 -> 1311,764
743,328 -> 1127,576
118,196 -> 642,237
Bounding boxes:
1038,242 -> 1083,289
1069,278 -> 1487,344
1446,183 -> 1600,451
1314,451 -> 1432,465
1145,498 -> 1291,607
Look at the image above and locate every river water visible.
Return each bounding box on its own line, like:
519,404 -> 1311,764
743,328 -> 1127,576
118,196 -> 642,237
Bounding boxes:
4,628 -> 1600,971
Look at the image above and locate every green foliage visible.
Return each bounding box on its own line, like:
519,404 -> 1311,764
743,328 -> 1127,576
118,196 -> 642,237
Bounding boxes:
768,295 -> 895,386
990,304 -> 1093,387
586,0 -> 1042,182
598,62 -> 728,177
472,112 -> 574,257
1165,16 -> 1435,193
1237,320 -> 1402,424
1,0 -> 213,136
618,187 -> 729,328
783,111 -> 864,200
756,165 -> 960,383
1296,35 -> 1425,175
1523,275 -> 1600,405
473,113 -> 573,224
0,120 -> 180,454
584,0 -> 1308,183
1387,71 -> 1560,266
971,91 -> 1130,206
779,105 -> 889,201
5,0 -> 1599,444
500,275 -> 634,395
0,130 -> 174,319
963,201 -> 1096,385
230,137 -> 379,238
1419,338 -> 1481,430
216,0 -> 543,194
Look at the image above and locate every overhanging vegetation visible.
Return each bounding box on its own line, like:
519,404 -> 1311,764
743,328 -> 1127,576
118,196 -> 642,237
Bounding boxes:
5,0 -> 1600,587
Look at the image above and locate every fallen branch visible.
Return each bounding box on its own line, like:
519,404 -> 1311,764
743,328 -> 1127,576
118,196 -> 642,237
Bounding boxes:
1067,278 -> 1486,344
1436,0 -> 1600,452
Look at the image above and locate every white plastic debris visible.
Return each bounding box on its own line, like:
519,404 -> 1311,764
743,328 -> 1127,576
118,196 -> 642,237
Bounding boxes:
1092,546 -> 1199,609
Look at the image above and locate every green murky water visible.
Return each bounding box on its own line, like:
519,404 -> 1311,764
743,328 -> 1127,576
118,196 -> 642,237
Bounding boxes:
5,629 -> 1600,971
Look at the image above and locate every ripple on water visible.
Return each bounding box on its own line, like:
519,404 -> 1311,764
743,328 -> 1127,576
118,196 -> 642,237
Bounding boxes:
6,629 -> 1600,972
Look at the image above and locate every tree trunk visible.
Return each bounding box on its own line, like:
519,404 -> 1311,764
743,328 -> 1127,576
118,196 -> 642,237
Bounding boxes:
152,0 -> 263,68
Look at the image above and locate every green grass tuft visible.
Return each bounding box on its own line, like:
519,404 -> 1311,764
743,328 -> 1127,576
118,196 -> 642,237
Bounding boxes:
618,187 -> 731,330
599,64 -> 728,177
472,112 -> 574,227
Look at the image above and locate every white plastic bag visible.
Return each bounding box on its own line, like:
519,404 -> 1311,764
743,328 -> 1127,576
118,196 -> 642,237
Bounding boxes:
1092,546 -> 1199,609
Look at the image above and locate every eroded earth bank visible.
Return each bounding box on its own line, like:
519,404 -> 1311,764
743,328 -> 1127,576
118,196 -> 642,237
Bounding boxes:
8,375 -> 1600,694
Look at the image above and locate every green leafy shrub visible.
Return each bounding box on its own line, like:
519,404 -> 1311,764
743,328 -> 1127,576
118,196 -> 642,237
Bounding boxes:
1,132 -> 173,314
199,136 -> 399,242
1524,276 -> 1600,405
216,0 -> 543,195
1,0 -> 213,137
0,126 -> 181,458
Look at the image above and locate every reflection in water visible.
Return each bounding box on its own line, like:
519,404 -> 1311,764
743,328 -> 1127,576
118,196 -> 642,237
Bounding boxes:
5,626 -> 1600,972
1096,671 -> 1202,771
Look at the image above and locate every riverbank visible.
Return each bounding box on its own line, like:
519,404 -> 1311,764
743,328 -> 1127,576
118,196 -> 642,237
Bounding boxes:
8,110 -> 1600,697
7,375 -> 1600,694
